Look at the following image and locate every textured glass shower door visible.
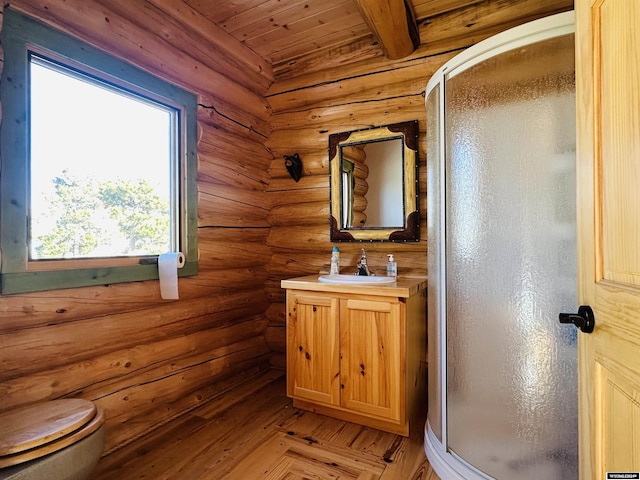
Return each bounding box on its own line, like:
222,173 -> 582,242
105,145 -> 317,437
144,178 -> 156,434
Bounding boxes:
444,33 -> 577,479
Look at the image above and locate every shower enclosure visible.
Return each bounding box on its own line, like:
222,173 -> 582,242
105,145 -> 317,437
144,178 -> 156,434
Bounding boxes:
424,13 -> 577,480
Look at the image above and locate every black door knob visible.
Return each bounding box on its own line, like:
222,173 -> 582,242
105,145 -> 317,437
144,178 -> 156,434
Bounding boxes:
559,305 -> 595,333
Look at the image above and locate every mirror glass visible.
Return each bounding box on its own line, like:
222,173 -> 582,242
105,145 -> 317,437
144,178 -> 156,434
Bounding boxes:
329,121 -> 419,242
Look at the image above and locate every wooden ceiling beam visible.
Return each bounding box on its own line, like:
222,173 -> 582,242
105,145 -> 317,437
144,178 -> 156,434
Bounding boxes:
352,0 -> 419,59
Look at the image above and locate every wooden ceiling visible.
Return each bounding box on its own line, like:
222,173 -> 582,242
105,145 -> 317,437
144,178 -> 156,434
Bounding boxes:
183,0 -> 574,81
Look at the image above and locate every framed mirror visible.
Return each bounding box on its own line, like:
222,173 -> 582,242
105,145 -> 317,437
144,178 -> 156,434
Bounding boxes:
329,120 -> 419,242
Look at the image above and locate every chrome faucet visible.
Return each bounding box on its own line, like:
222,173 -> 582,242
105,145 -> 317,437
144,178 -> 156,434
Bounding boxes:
355,248 -> 372,276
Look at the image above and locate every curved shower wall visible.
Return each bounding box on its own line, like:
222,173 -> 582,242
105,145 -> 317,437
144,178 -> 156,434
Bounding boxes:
425,12 -> 577,480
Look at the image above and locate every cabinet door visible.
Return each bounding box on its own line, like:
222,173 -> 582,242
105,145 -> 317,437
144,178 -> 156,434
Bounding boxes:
286,292 -> 340,405
340,298 -> 403,421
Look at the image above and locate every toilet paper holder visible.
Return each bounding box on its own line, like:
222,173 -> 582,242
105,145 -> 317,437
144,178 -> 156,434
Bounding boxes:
139,257 -> 159,265
139,253 -> 185,268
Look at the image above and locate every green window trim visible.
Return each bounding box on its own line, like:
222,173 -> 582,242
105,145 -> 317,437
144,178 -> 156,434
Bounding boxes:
0,9 -> 198,294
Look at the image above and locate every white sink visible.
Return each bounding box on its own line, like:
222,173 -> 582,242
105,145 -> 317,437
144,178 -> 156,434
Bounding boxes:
318,274 -> 396,285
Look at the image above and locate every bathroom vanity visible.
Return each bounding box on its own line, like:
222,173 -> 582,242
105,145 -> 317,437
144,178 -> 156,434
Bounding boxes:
281,275 -> 427,436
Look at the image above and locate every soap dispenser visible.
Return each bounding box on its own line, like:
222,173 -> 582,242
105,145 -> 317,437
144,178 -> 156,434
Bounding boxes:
330,246 -> 340,275
386,254 -> 397,278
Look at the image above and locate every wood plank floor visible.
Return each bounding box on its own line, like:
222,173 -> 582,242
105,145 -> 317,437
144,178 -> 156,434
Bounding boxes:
93,369 -> 440,479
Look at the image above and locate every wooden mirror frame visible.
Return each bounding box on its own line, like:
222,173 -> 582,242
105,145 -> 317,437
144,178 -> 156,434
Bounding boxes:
329,120 -> 419,242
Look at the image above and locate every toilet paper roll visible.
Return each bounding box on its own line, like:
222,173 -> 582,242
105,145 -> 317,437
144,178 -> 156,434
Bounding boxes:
158,252 -> 185,299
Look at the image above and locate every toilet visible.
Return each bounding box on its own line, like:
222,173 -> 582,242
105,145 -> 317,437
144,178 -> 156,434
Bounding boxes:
0,399 -> 105,480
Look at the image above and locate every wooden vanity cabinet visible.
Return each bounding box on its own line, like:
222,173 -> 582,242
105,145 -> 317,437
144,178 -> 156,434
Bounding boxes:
282,276 -> 427,436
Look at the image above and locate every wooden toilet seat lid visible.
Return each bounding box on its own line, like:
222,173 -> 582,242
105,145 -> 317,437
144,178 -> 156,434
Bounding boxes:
0,399 -> 97,457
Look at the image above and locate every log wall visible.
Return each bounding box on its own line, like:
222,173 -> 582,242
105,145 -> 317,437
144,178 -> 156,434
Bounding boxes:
264,52 -> 447,368
0,0 -> 274,455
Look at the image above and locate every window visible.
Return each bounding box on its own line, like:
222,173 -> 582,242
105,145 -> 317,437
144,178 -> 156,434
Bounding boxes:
0,9 -> 198,294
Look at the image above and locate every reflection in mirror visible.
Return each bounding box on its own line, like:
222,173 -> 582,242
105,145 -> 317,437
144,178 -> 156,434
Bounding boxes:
361,139 -> 404,227
329,121 -> 419,242
341,158 -> 354,228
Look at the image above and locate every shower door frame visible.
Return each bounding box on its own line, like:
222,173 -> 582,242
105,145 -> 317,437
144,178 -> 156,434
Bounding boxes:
424,11 -> 576,480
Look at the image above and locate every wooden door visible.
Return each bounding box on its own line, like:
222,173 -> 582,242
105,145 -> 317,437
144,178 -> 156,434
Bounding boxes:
286,291 -> 340,405
576,0 -> 640,478
340,297 -> 403,421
